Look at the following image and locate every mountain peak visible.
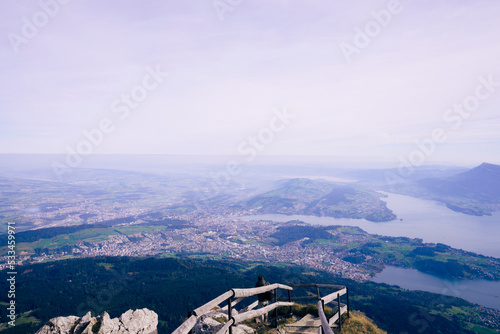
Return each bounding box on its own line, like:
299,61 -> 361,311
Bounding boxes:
462,162 -> 500,178
477,162 -> 500,169
415,162 -> 500,215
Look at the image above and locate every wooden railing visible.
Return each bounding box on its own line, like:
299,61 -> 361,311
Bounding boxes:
286,284 -> 349,334
172,283 -> 348,334
172,283 -> 293,334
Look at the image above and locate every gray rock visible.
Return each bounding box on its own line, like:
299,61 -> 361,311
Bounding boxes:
73,312 -> 92,334
192,312 -> 254,334
35,315 -> 80,334
79,317 -> 98,334
232,324 -> 254,334
97,311 -> 120,334
119,309 -> 158,334
35,308 -> 158,334
192,314 -> 224,333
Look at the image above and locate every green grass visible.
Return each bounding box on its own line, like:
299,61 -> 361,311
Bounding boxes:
470,325 -> 499,334
13,315 -> 40,326
359,236 -> 500,280
0,310 -> 41,329
187,254 -> 223,261
339,311 -> 386,334
160,252 -> 179,258
309,238 -> 339,246
338,227 -> 365,235
243,240 -> 261,245
446,306 -> 469,316
275,262 -> 290,268
4,224 -> 170,255
13,228 -> 118,252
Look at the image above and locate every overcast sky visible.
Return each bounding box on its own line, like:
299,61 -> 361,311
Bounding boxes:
1,0 -> 499,165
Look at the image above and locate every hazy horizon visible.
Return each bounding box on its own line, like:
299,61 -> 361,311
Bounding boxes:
2,0 -> 500,166
0,152 -> 487,169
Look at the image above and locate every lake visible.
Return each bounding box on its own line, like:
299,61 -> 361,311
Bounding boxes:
372,266 -> 500,311
238,192 -> 500,258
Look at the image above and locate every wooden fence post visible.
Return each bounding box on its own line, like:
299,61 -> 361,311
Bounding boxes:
337,293 -> 341,332
288,290 -> 292,316
346,287 -> 350,318
228,297 -> 232,334
274,288 -> 278,328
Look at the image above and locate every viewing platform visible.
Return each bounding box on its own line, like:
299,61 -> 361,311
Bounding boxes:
172,283 -> 349,334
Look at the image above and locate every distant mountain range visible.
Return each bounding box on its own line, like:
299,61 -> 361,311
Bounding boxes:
236,178 -> 396,222
419,163 -> 500,200
395,163 -> 500,216
239,162 -> 500,218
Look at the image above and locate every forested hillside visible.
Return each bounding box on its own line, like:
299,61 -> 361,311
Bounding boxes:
0,256 -> 498,333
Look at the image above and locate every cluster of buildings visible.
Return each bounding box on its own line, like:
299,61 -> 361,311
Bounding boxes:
4,210 -> 374,281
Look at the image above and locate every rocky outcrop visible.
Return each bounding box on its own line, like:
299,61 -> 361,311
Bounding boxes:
35,308 -> 158,334
192,309 -> 254,334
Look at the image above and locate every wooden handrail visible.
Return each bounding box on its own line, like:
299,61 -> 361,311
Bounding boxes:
215,319 -> 234,334
173,282 -> 348,334
173,283 -> 293,334
321,300 -> 347,309
321,288 -> 347,305
243,300 -> 259,311
289,283 -> 345,290
193,290 -> 234,316
215,301 -> 294,334
172,315 -> 197,334
314,285 -> 349,333
317,300 -> 335,334
232,283 -> 292,298
329,305 -> 348,326
233,302 -> 294,324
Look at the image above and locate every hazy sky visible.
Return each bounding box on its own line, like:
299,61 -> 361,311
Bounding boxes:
1,0 -> 499,165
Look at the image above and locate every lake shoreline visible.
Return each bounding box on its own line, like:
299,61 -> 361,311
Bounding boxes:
239,192 -> 500,258
372,265 -> 500,311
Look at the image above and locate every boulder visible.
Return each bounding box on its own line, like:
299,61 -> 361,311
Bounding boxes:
35,308 -> 158,334
96,311 -> 120,333
192,311 -> 254,334
35,315 -> 80,334
192,314 -> 224,333
73,312 -> 92,334
118,309 -> 158,333
232,324 -> 254,334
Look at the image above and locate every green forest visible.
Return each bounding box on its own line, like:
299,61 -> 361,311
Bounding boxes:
0,256 -> 497,334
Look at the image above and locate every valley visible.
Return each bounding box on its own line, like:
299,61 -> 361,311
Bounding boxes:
2,160 -> 500,333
